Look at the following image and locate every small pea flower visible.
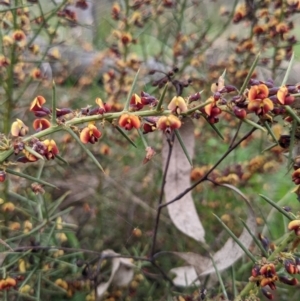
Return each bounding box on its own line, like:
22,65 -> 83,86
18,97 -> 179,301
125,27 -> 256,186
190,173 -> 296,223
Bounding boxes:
95,97 -> 107,114
17,150 -> 39,163
30,95 -> 46,111
157,115 -> 181,133
11,119 -> 29,137
168,96 -> 188,114
247,84 -> 274,115
0,55 -> 10,67
130,93 -> 144,111
277,86 -> 295,105
12,30 -> 26,47
43,139 -> 59,160
119,114 -> 141,130
0,277 -> 17,290
33,118 -> 51,131
80,123 -> 102,144
288,220 -> 300,236
121,32 -> 133,45
292,168 -> 300,184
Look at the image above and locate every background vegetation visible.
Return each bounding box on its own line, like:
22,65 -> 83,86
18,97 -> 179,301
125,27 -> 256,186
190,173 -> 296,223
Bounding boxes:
1,1 -> 300,300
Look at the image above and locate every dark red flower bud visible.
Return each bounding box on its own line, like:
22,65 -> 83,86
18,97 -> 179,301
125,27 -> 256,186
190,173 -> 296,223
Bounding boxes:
189,92 -> 201,102
87,107 -> 100,116
211,106 -> 222,117
288,85 -> 298,94
284,260 -> 297,274
213,92 -> 221,101
261,288 -> 273,299
258,233 -> 270,251
0,171 -> 6,182
282,206 -> 292,212
231,95 -> 244,104
224,85 -> 237,93
56,108 -> 72,117
34,110 -> 49,117
265,80 -> 274,88
249,79 -> 260,86
233,106 -> 247,119
268,87 -> 279,96
251,265 -> 261,277
141,91 -> 157,106
279,276 -> 298,285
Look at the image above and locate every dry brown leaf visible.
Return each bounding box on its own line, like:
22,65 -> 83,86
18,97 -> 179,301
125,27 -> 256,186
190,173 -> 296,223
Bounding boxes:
162,118 -> 205,242
168,184 -> 256,286
97,250 -> 135,299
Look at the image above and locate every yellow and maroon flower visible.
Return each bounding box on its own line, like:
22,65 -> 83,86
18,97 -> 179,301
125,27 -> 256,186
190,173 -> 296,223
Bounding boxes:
157,115 -> 181,132
130,94 -> 144,111
80,123 -> 102,144
203,97 -> 222,117
33,118 -> 51,131
247,84 -> 274,115
11,119 -> 29,137
233,4 -> 247,23
292,168 -> 300,184
0,277 -> 17,290
111,3 -> 121,20
95,97 -> 106,114
30,95 -> 46,111
119,114 -> 141,130
168,96 -> 188,114
17,149 -> 39,163
248,84 -> 269,101
288,220 -> 300,236
260,263 -> 276,277
277,86 -> 295,105
43,139 -> 59,160
0,55 -> 10,67
121,32 -> 133,45
31,68 -> 42,80
12,30 -> 26,43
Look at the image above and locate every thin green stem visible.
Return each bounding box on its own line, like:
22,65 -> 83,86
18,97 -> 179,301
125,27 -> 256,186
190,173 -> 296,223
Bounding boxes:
51,80 -> 57,125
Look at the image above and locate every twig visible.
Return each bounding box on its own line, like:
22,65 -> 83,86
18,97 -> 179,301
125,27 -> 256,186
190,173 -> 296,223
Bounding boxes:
150,133 -> 175,257
159,127 -> 256,209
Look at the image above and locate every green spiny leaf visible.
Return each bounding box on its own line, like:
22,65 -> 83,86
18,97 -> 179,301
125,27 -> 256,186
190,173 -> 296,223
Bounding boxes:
281,52 -> 294,86
174,129 -> 193,166
124,68 -> 140,111
239,52 -> 260,95
6,168 -> 57,188
115,126 -> 137,148
209,253 -> 229,300
156,82 -> 168,112
213,213 -> 256,263
259,194 -> 293,221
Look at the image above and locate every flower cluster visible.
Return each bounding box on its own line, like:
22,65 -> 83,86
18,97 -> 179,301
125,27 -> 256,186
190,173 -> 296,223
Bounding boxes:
250,261 -> 299,300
